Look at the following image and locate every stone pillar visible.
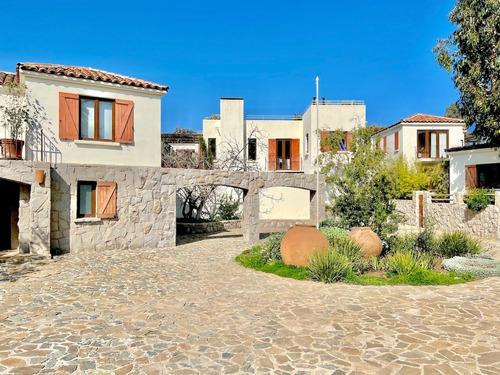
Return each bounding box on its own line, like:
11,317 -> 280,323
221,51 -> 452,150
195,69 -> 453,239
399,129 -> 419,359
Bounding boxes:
242,185 -> 259,242
309,174 -> 326,225
29,168 -> 51,256
18,185 -> 30,254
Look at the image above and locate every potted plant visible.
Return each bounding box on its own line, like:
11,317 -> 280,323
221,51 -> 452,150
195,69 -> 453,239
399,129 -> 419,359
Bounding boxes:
0,82 -> 28,159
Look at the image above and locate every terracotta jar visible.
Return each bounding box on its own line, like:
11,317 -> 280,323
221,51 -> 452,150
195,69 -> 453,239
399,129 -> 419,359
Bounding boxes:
280,225 -> 329,267
1,138 -> 24,159
349,227 -> 382,259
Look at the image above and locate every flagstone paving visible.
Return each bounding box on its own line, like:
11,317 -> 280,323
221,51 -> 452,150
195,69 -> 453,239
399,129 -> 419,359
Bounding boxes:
0,230 -> 499,375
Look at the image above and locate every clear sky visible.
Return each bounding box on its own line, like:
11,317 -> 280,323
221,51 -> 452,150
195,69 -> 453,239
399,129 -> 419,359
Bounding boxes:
1,0 -> 458,133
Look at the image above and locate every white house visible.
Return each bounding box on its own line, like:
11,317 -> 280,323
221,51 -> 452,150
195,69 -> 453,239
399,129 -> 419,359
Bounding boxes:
447,144 -> 500,193
1,63 -> 168,167
372,114 -> 466,163
203,97 -> 365,220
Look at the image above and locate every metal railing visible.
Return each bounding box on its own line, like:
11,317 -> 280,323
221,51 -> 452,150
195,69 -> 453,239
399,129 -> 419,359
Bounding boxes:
246,115 -> 302,121
415,146 -> 449,160
265,156 -> 304,172
430,192 -> 454,203
26,129 -> 62,164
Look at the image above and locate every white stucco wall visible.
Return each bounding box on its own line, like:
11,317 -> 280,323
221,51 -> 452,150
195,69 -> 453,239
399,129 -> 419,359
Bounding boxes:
449,147 -> 500,193
259,187 -> 310,220
22,71 -> 165,167
375,123 -> 465,163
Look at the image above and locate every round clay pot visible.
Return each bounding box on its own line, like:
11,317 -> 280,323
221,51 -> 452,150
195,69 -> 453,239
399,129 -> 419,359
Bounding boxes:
349,227 -> 382,259
280,225 -> 329,267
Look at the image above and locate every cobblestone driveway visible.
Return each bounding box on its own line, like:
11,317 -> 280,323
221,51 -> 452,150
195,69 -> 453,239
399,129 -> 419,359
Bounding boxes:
0,230 -> 499,375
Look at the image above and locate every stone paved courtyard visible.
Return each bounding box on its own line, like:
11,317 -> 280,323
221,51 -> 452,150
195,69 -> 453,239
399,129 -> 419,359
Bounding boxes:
0,230 -> 499,375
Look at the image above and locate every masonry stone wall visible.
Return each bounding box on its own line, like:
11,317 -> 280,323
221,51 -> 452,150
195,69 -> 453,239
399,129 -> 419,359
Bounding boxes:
395,192 -> 500,239
0,160 -> 51,255
49,164 -> 325,252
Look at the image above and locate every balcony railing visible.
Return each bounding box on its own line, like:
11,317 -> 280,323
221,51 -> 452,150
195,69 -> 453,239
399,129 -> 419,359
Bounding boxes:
415,146 -> 449,160
26,129 -> 62,164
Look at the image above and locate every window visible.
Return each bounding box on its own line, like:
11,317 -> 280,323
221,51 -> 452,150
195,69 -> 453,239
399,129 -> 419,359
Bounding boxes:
305,133 -> 309,154
477,163 -> 500,189
417,130 -> 448,158
394,131 -> 399,151
80,98 -> 114,141
248,138 -> 257,161
59,92 -> 134,144
78,181 -> 96,218
77,181 -> 117,219
321,131 -> 352,152
268,139 -> 300,170
208,138 -> 216,159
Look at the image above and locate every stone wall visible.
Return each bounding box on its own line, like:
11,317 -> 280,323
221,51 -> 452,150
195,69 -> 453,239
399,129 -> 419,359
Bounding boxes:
49,164 -> 324,252
0,160 -> 51,256
395,191 -> 500,239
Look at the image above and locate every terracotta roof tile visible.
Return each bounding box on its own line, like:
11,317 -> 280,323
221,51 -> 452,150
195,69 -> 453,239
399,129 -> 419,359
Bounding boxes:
400,113 -> 465,123
0,71 -> 16,86
17,63 -> 169,92
375,113 -> 465,134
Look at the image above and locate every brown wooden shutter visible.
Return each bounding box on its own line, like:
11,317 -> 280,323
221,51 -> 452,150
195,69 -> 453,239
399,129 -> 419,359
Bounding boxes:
97,182 -> 117,218
394,131 -> 399,150
291,139 -> 300,170
59,92 -> 79,140
465,165 -> 477,190
345,132 -> 353,151
383,136 -> 387,151
115,99 -> 134,144
268,139 -> 277,170
321,131 -> 331,152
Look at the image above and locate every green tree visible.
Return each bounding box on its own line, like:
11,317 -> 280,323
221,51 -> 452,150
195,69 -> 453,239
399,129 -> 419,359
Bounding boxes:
434,0 -> 500,145
320,127 -> 403,238
444,103 -> 461,119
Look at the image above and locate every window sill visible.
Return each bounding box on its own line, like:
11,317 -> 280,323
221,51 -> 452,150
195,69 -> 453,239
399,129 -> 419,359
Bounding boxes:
74,217 -> 102,224
74,140 -> 121,148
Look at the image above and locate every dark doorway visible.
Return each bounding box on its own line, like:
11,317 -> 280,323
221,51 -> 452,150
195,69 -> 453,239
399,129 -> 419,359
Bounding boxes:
0,179 -> 20,250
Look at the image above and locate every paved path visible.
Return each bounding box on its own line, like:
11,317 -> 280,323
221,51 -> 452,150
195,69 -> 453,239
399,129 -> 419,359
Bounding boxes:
0,230 -> 499,375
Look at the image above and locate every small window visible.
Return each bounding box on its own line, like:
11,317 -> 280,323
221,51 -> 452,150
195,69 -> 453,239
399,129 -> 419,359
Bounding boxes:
80,97 -> 114,141
208,138 -> 216,159
248,138 -> 257,161
305,133 -> 309,153
77,181 -> 96,218
77,181 -> 117,219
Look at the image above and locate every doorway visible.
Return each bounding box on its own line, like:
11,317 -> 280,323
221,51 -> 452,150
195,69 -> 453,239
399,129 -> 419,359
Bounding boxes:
0,179 -> 20,250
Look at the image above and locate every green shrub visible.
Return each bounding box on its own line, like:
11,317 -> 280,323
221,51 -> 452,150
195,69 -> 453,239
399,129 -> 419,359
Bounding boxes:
319,217 -> 345,228
307,250 -> 352,283
320,226 -> 350,246
465,189 -> 493,211
261,231 -> 286,261
415,225 -> 437,254
386,251 -> 421,277
334,236 -> 367,274
216,195 -> 239,220
437,231 -> 482,258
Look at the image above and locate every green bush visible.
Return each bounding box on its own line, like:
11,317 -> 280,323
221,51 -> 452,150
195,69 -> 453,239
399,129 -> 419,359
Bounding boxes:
319,217 -> 344,228
385,251 -> 422,277
437,231 -> 482,258
307,250 -> 352,283
465,189 -> 493,211
334,236 -> 367,274
216,195 -> 239,220
320,226 -> 350,246
261,231 -> 286,261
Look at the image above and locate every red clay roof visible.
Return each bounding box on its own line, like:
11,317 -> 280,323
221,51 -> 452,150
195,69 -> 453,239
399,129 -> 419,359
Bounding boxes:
0,71 -> 16,86
17,63 -> 169,92
400,114 -> 465,123
375,113 -> 465,134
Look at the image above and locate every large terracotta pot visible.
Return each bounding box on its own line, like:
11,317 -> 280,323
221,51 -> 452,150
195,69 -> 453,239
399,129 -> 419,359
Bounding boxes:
280,225 -> 329,267
1,138 -> 24,159
349,227 -> 382,259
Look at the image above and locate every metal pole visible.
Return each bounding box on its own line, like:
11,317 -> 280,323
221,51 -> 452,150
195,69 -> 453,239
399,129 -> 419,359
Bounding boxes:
316,76 -> 320,229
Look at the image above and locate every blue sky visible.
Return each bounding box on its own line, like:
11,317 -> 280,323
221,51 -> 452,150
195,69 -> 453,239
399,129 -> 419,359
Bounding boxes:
0,0 -> 458,133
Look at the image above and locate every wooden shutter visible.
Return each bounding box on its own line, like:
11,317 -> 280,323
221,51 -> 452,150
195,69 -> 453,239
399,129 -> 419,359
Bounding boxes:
291,139 -> 300,170
321,131 -> 331,152
115,99 -> 134,144
394,131 -> 399,150
268,139 -> 277,170
97,182 -> 117,219
345,132 -> 353,151
59,92 -> 79,140
465,165 -> 477,190
383,136 -> 387,151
